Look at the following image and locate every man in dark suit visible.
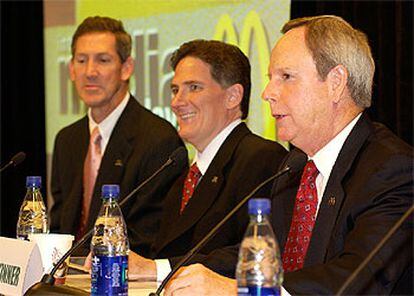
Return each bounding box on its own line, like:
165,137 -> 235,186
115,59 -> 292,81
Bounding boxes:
126,40 -> 287,281
163,16 -> 413,295
50,16 -> 184,256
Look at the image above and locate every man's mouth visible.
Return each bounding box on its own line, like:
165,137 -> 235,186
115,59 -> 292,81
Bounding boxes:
85,84 -> 101,90
274,114 -> 287,120
179,112 -> 196,120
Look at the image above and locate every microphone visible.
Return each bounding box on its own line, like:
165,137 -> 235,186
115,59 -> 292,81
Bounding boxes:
150,151 -> 307,296
336,203 -> 414,296
25,147 -> 187,295
0,151 -> 26,173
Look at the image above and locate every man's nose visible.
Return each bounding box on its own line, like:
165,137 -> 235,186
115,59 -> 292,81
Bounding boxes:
261,80 -> 279,103
86,60 -> 98,77
171,90 -> 185,108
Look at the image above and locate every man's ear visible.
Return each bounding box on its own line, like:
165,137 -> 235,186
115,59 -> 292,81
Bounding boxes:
327,64 -> 348,104
121,56 -> 135,81
225,83 -> 243,110
69,60 -> 75,81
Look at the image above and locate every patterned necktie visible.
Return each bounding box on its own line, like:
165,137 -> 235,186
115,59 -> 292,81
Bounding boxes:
282,160 -> 319,272
180,163 -> 202,214
77,127 -> 102,239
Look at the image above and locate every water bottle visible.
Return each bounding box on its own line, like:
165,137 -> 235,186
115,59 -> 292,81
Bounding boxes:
16,176 -> 49,240
91,184 -> 129,296
236,198 -> 283,296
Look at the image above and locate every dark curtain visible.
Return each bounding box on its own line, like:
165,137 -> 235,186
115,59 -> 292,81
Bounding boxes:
0,0 -> 46,237
0,1 -> 412,238
291,0 -> 413,145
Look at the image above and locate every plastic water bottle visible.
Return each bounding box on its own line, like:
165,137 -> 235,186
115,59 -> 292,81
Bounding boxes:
236,198 -> 283,296
91,184 -> 129,296
16,176 -> 49,240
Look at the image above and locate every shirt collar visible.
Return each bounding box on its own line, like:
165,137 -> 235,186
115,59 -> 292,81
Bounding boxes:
87,92 -> 130,153
194,119 -> 242,175
311,113 -> 362,180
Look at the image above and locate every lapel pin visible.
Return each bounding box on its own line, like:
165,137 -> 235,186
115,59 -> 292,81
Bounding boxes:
328,196 -> 336,206
114,159 -> 123,167
211,176 -> 218,183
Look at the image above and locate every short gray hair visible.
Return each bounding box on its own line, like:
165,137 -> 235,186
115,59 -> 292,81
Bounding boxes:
282,15 -> 375,108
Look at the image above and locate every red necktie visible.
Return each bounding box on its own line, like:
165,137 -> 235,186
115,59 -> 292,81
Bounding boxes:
77,127 -> 102,239
282,160 -> 319,272
180,163 -> 201,214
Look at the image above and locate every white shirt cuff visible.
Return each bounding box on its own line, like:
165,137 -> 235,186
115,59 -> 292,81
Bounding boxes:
155,259 -> 172,283
281,285 -> 291,296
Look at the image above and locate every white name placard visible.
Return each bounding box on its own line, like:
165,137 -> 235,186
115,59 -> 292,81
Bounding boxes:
0,237 -> 43,295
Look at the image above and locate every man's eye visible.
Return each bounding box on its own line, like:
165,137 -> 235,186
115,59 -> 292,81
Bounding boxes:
282,73 -> 291,80
76,58 -> 86,64
100,58 -> 110,63
171,87 -> 178,95
189,84 -> 201,91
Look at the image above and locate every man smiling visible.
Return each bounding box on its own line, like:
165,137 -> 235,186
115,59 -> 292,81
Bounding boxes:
127,39 -> 287,281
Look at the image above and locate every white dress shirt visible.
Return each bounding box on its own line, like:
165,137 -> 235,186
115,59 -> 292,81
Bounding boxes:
155,119 -> 242,283
87,92 -> 130,154
311,113 -> 362,214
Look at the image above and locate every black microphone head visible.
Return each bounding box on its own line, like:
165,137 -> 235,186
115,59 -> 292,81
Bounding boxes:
11,151 -> 26,167
169,146 -> 187,168
286,150 -> 307,173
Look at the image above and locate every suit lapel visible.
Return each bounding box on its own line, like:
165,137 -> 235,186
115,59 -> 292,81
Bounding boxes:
61,117 -> 89,233
156,123 -> 251,252
152,173 -> 186,255
272,149 -> 305,251
174,161 -> 225,233
86,99 -> 135,229
162,174 -> 187,226
305,113 -> 373,266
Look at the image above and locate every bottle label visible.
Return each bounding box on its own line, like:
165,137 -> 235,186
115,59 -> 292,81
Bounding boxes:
91,255 -> 128,295
238,286 -> 280,296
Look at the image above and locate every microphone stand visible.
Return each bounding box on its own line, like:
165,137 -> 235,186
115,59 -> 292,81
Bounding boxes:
26,147 -> 186,295
0,151 -> 26,173
150,166 -> 292,296
40,229 -> 94,285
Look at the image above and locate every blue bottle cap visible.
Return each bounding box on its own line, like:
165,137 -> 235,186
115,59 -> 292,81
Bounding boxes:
102,184 -> 120,199
248,198 -> 271,215
26,176 -> 41,188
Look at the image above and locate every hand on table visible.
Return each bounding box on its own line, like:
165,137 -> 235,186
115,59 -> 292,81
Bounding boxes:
128,250 -> 157,281
83,252 -> 92,272
83,250 -> 156,281
164,263 -> 237,296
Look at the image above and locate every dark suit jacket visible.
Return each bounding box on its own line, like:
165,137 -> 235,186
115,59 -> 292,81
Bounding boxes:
272,113 -> 413,294
151,123 -> 287,272
50,96 -> 186,256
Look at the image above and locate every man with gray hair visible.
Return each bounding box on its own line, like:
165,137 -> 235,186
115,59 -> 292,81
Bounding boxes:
163,15 -> 413,295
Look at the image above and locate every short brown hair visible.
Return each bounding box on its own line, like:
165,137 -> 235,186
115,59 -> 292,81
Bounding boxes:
71,16 -> 132,63
282,15 -> 375,108
170,39 -> 251,119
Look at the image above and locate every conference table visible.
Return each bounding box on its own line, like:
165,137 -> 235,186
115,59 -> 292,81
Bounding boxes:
66,274 -> 160,295
65,257 -> 161,295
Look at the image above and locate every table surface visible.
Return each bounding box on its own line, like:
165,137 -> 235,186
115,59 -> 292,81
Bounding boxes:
66,274 -> 160,296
